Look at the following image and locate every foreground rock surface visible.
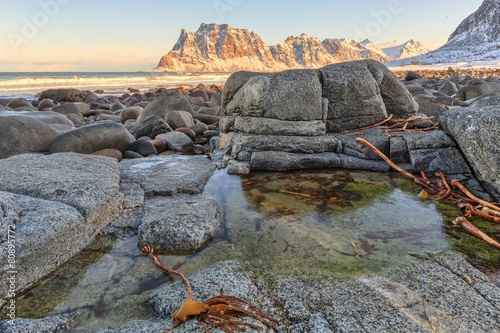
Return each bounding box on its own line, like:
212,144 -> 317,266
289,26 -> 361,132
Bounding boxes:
91,251 -> 499,333
0,153 -> 123,302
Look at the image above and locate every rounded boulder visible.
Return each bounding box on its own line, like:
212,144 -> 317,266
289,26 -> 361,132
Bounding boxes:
49,122 -> 135,154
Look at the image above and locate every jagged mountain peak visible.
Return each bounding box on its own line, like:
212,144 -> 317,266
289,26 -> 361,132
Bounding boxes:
389,0 -> 500,65
154,23 -> 427,72
447,0 -> 500,45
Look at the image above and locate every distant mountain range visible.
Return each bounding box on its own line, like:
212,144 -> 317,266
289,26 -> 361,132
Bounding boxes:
153,23 -> 428,72
153,0 -> 498,72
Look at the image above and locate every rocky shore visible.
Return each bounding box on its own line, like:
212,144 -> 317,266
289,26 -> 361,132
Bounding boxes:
1,60 -> 499,332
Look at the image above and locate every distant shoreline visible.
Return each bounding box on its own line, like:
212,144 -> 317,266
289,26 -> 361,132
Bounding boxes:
1,65 -> 499,101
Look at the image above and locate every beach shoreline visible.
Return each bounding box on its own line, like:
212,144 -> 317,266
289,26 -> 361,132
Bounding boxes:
1,66 -> 499,101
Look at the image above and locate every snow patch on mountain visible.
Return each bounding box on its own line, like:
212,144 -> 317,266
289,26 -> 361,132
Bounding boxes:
388,0 -> 500,66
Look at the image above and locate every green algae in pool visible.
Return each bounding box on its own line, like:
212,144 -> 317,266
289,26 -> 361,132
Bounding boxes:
197,169 -> 450,279
5,169 -> 498,331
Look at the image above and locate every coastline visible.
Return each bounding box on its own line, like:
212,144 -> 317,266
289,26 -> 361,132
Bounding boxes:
0,72 -> 230,100
1,65 -> 499,101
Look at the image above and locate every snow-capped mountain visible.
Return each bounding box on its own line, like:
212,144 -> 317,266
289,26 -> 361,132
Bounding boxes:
156,23 -> 284,72
153,23 -> 424,72
390,0 -> 500,65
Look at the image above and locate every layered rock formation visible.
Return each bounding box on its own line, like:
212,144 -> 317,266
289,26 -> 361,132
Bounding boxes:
154,23 -> 427,72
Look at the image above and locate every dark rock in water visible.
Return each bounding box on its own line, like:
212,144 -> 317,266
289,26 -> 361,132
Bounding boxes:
50,122 -> 135,154
38,88 -> 98,103
156,131 -> 193,153
125,140 -> 158,157
129,115 -> 172,139
137,194 -> 220,253
0,115 -> 59,159
137,91 -> 194,123
440,105 -> 500,200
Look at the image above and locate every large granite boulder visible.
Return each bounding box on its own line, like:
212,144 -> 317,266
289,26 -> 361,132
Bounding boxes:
223,69 -> 323,121
216,61 -> 422,174
221,69 -> 324,136
49,122 -> 135,154
321,60 -> 418,132
137,92 -> 194,123
0,115 -> 59,159
440,105 -> 500,200
38,88 -> 98,103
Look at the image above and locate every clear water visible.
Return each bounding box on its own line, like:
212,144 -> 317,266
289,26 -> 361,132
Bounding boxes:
5,169 -> 499,331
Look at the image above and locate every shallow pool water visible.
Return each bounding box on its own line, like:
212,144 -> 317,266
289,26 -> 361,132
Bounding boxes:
5,169 -> 499,331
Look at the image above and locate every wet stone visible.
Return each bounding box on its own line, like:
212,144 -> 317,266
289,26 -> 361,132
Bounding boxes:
137,194 -> 220,253
119,155 -> 216,197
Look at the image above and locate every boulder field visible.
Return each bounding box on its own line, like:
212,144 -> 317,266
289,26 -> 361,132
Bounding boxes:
0,60 -> 499,332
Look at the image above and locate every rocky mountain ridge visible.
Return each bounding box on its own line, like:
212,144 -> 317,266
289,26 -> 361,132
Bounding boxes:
392,0 -> 500,65
154,23 -> 427,72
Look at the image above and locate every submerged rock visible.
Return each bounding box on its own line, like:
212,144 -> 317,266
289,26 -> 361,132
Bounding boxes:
138,195 -> 220,253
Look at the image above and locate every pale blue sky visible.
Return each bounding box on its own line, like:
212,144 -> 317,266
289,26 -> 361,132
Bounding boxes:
0,0 -> 483,71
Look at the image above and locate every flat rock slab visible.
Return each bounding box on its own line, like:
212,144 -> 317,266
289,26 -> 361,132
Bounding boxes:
0,153 -> 123,225
0,311 -> 84,333
0,192 -> 86,307
120,155 -> 216,197
138,195 -> 220,253
279,251 -> 500,333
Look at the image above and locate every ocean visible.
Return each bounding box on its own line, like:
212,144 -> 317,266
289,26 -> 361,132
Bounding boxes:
0,72 -> 231,100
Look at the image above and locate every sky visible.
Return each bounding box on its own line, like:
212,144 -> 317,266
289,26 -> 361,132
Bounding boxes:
0,0 -> 484,72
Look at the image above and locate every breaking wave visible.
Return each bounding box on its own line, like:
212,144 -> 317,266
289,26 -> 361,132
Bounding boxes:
0,72 -> 230,99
